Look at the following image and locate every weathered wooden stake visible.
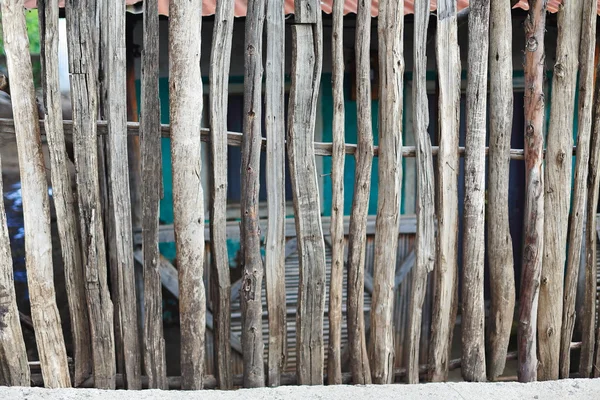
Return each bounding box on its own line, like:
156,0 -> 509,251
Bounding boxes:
560,0 -> 596,380
346,0 -> 373,384
38,0 -> 92,387
327,0 -> 345,386
169,0 -> 206,390
538,0 -> 582,381
581,42 -> 600,381
519,0 -> 547,383
241,0 -> 266,388
0,157 -> 29,387
370,0 -> 403,385
141,0 -> 167,389
429,0 -> 461,383
265,0 -> 287,387
104,0 -> 142,389
289,0 -> 326,386
486,0 -> 515,381
462,0 -> 490,382
209,0 -> 234,390
66,0 -> 116,389
1,0 -> 70,388
407,0 -> 434,384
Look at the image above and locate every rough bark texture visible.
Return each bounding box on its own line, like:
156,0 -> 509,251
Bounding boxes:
208,0 -> 234,389
0,154 -> 29,387
581,43 -> 600,380
346,0 -> 372,385
38,0 -> 92,387
429,0 -> 461,383
8,4 -> 69,388
538,0 -> 582,381
66,0 -> 116,389
561,0 -> 596,380
265,0 -> 286,387
407,0 -> 434,385
486,0 -> 515,382
369,0 -> 403,385
289,0 -> 326,385
2,0 -> 71,388
462,0 -> 490,382
327,0 -> 345,386
104,0 -> 142,389
168,0 -> 206,390
519,0 -> 546,383
241,0 -> 266,388
141,0 -> 167,389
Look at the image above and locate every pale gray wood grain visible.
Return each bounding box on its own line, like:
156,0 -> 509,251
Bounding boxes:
560,2 -> 596,379
140,0 -> 167,389
241,0 -> 266,388
37,0 -> 92,387
429,0 -> 461,383
370,0 -> 404,385
1,0 -> 70,388
289,3 -> 326,384
208,0 -> 235,390
539,0 -> 582,381
518,0 -> 547,383
265,0 -> 286,387
346,0 -> 372,384
486,0 -> 515,381
461,0 -> 490,382
327,0 -> 345,385
407,0 -> 434,385
104,0 -> 142,389
168,0 -> 206,389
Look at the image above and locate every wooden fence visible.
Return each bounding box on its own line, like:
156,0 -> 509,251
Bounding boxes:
0,0 -> 599,391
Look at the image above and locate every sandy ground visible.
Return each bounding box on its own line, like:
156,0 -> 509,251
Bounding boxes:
1,379 -> 600,400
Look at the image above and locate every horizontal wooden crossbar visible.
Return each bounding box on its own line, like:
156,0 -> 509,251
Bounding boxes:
0,118 -> 577,160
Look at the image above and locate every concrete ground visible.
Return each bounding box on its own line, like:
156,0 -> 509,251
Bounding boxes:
2,379 -> 600,400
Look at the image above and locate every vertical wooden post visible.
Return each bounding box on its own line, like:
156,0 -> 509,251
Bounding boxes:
581,54 -> 600,380
209,0 -> 234,390
462,0 -> 490,382
327,0 -> 345,386
519,0 -> 547,383
346,0 -> 372,385
370,0 -> 404,385
169,0 -> 206,390
104,0 -> 142,389
429,0 -> 460,383
265,0 -> 287,387
407,0 -> 434,384
141,0 -> 167,389
0,161 -> 29,387
561,0 -> 596,380
241,0 -> 266,388
538,0 -> 582,381
1,0 -> 70,388
38,0 -> 92,387
487,0 -> 515,381
289,0 -> 326,386
66,0 -> 116,389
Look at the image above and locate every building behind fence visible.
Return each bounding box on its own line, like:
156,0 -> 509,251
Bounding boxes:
0,0 -> 600,391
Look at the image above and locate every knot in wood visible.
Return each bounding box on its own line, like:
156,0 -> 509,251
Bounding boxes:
247,44 -> 256,55
556,150 -> 565,164
547,327 -> 554,337
554,63 -> 565,79
526,37 -> 538,52
526,123 -> 535,138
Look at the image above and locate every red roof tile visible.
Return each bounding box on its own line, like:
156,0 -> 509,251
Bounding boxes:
23,0 -> 599,18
